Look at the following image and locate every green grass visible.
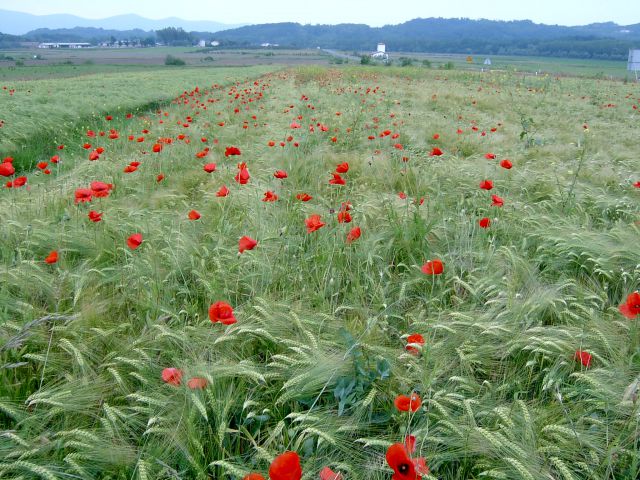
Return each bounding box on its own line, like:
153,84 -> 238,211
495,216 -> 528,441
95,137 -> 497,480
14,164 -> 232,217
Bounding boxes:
363,52 -> 631,79
0,65 -> 639,480
0,65 -> 276,171
0,63 -> 182,81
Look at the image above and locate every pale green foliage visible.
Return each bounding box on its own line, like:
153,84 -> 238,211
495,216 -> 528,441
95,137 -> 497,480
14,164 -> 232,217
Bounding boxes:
0,66 -> 639,479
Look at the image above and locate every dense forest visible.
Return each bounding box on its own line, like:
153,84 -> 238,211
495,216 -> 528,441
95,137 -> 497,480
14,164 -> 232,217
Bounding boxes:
212,19 -> 640,59
3,18 -> 639,60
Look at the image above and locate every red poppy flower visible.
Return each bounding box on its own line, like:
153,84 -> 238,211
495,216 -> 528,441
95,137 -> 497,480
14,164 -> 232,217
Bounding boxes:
157,173 -> 165,182
386,443 -> 421,480
335,162 -> 349,173
337,211 -> 352,223
296,193 -> 312,202
239,236 -> 258,253
619,291 -> 640,319
7,176 -> 24,188
187,377 -> 208,389
50,155 -> 60,164
74,188 -> 93,204
216,185 -> 230,197
86,130 -> 96,138
127,233 -> 143,250
89,151 -> 100,161
88,210 -> 102,222
268,451 -> 302,480
224,146 -> 241,156
124,165 -> 137,173
263,190 -> 278,202
405,334 -> 425,354
479,217 -> 491,228
242,474 -> 265,480
432,133 -> 440,139
429,147 -> 443,156
0,162 -> 15,177
274,170 -> 288,179
95,147 -> 105,154
161,367 -> 183,386
329,173 -> 346,185
37,161 -> 48,170
188,210 -> 201,220
479,180 -> 494,190
208,301 -> 237,325
152,144 -> 162,153
235,163 -> 250,185
634,181 -> 640,188
346,226 -> 361,243
574,350 -> 592,368
394,393 -> 422,412
421,259 -> 444,275
199,162 -> 217,175
45,250 -> 58,264
90,181 -> 113,198
305,214 -> 325,233
500,159 -> 513,169
491,194 -> 504,207
484,153 -> 496,160
398,192 -> 407,200
319,467 -> 343,480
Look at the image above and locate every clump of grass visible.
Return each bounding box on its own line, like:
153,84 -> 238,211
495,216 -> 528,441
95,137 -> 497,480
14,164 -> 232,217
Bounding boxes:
164,54 -> 186,66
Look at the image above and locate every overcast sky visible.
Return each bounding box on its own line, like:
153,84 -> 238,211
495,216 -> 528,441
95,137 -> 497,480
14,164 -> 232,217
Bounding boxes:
1,0 -> 638,26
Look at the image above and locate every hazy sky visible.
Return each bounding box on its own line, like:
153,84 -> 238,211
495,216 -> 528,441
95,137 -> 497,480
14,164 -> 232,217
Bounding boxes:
1,0 -> 638,26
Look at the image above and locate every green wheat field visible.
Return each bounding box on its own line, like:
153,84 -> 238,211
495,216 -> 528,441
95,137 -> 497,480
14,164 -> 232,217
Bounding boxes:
0,61 -> 639,479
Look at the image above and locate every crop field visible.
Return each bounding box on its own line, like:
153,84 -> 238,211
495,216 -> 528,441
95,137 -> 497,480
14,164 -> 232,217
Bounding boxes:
0,47 -> 330,74
0,63 -> 639,480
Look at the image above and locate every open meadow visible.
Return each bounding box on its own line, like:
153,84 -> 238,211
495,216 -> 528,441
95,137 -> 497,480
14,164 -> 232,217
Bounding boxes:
0,59 -> 639,480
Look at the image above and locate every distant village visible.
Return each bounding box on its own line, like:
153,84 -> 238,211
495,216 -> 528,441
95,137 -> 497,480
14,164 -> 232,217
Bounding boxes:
37,40 -> 222,49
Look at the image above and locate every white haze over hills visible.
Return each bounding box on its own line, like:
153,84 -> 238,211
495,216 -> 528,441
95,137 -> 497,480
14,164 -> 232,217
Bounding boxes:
0,9 -> 242,35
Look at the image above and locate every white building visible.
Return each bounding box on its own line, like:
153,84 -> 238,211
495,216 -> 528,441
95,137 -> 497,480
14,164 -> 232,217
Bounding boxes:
370,42 -> 388,60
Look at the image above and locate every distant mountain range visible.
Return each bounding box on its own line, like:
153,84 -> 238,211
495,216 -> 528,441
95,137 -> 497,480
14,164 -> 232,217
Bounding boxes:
0,9 -> 639,60
0,9 -> 240,35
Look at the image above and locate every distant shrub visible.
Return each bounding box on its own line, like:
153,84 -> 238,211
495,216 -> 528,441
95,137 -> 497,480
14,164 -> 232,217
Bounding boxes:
360,55 -> 372,65
14,59 -> 24,66
164,55 -> 186,66
83,59 -> 94,65
421,59 -> 432,68
441,61 -> 455,70
399,57 -> 414,67
203,56 -> 215,62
